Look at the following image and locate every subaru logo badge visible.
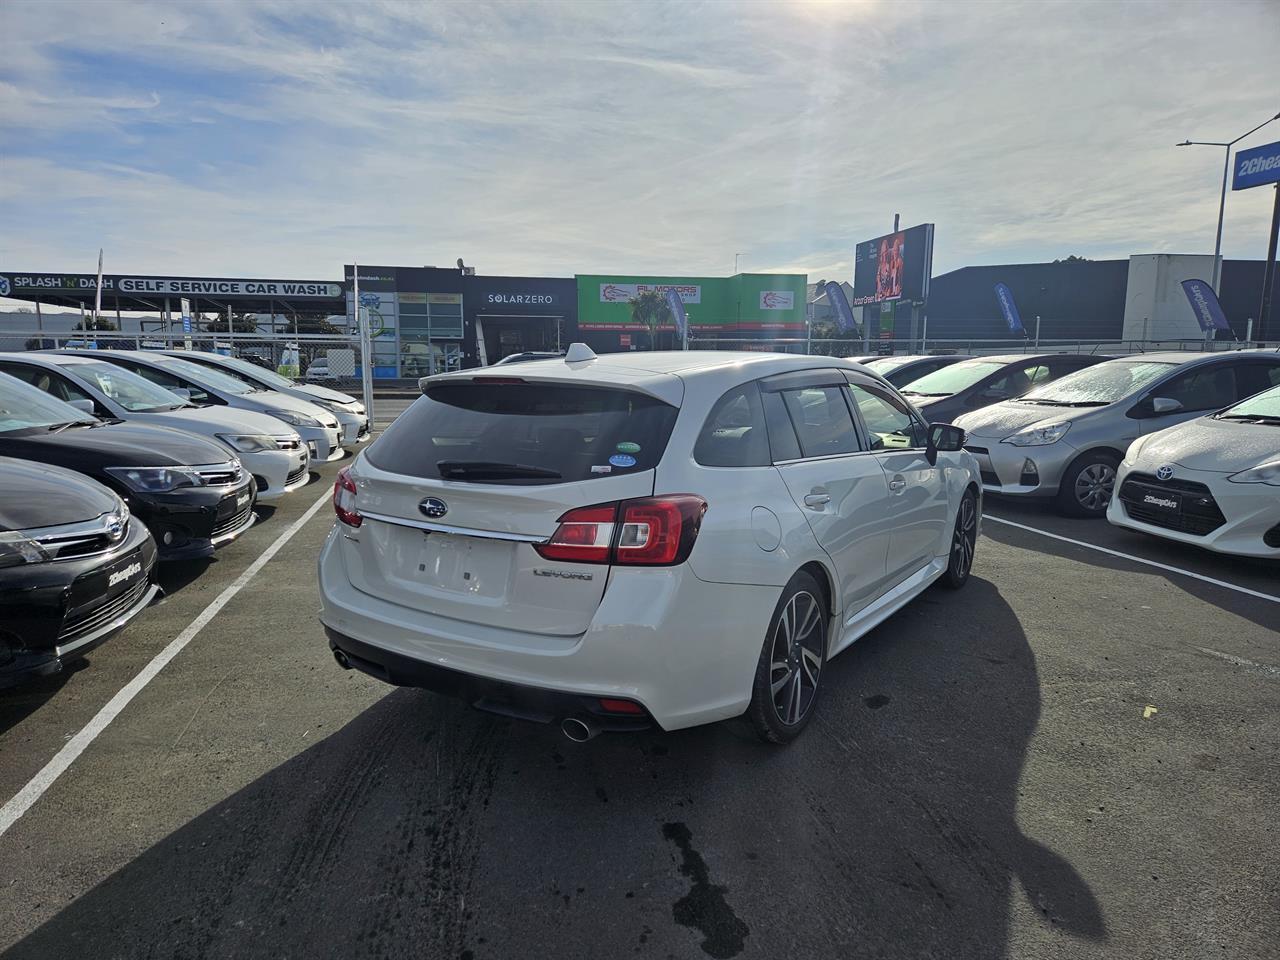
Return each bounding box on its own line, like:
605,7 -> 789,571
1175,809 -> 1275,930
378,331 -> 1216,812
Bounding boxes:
1155,465 -> 1174,481
419,497 -> 448,519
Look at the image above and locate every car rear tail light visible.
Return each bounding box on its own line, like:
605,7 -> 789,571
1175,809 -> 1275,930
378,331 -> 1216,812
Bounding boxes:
533,495 -> 706,566
534,504 -> 615,562
333,467 -> 362,527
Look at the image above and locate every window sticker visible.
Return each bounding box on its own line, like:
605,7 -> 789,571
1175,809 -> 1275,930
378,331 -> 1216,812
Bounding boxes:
616,441 -> 641,454
608,453 -> 637,468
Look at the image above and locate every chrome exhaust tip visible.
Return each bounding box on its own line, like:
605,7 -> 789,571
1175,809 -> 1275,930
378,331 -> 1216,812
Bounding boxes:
560,716 -> 600,743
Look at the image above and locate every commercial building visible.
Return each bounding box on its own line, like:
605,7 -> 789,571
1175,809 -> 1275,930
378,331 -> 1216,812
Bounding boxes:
575,273 -> 808,352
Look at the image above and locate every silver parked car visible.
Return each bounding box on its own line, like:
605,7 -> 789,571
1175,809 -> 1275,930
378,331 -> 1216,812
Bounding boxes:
953,350 -> 1280,517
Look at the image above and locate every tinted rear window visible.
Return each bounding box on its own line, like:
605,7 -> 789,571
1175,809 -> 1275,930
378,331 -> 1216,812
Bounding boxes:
367,381 -> 678,484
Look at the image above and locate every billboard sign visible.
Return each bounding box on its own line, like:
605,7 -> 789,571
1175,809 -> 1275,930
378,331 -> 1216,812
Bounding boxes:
993,282 -> 1024,334
599,282 -> 701,304
1232,139 -> 1280,191
852,223 -> 935,305
759,290 -> 794,310
1180,278 -> 1231,332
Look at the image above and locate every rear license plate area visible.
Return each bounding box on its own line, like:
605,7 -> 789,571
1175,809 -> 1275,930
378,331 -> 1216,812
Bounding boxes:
415,532 -> 512,599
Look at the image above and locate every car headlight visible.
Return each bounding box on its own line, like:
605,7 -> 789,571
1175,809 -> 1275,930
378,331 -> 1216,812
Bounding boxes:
104,465 -> 206,493
216,434 -> 280,453
271,410 -> 321,428
1001,422 -> 1072,446
0,531 -> 51,569
1227,460 -> 1280,486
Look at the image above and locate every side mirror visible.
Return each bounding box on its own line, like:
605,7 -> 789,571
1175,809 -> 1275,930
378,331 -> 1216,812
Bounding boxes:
171,387 -> 192,400
1151,397 -> 1184,415
926,422 -> 965,465
68,399 -> 96,415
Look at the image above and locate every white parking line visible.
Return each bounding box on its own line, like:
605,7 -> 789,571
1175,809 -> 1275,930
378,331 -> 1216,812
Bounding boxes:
0,489 -> 333,840
985,515 -> 1279,604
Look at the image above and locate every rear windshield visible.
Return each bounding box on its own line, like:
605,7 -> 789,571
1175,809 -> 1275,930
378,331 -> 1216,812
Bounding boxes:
367,381 -> 679,484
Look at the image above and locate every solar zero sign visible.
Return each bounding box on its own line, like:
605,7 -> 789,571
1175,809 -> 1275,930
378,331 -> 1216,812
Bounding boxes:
1232,139 -> 1280,191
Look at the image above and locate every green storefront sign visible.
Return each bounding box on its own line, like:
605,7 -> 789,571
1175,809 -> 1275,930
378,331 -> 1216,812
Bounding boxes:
576,273 -> 807,331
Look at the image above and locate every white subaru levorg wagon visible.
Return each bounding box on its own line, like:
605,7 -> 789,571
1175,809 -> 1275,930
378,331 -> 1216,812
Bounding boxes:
319,346 -> 981,743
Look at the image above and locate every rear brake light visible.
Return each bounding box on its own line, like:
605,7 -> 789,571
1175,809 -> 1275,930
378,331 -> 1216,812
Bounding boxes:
534,504 -> 616,562
333,467 -> 361,527
533,496 -> 706,566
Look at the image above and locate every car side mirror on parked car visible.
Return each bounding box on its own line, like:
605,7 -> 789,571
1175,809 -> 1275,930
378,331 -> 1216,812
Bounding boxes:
68,399 -> 95,415
1151,396 -> 1184,415
171,387 -> 192,400
926,422 -> 966,465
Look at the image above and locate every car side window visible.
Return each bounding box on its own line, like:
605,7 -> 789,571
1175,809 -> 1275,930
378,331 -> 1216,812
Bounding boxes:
0,363 -> 94,407
987,363 -> 1049,398
760,390 -> 801,462
694,382 -> 771,467
1234,363 -> 1280,400
1154,365 -> 1236,412
847,382 -> 926,450
779,386 -> 859,458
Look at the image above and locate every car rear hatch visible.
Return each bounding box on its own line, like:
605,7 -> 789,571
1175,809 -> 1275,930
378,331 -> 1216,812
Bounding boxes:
341,375 -> 682,636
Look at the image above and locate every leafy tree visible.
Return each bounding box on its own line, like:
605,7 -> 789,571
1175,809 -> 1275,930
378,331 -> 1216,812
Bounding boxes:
202,311 -> 259,334
628,291 -> 673,348
74,316 -> 117,331
1053,254 -> 1092,263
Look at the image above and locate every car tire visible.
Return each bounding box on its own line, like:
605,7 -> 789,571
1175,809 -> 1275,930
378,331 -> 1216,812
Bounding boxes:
941,489 -> 978,589
746,571 -> 828,744
1056,451 -> 1121,518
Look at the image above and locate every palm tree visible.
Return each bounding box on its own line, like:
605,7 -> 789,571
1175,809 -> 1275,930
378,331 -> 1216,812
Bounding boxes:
628,291 -> 673,349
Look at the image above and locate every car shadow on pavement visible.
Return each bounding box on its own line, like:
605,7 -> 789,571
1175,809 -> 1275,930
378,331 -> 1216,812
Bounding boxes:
0,662 -> 82,737
981,519 -> 1280,632
3,578 -> 1106,960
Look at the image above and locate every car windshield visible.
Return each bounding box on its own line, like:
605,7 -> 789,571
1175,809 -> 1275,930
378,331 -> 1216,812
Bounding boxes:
367,381 -> 679,484
200,353 -> 295,389
0,372 -> 96,434
1020,360 -> 1176,405
154,356 -> 260,395
900,360 -> 1007,396
1217,383 -> 1280,421
71,361 -> 189,412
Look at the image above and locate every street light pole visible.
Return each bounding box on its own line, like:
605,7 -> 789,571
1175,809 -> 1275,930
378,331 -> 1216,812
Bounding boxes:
1178,110 -> 1280,294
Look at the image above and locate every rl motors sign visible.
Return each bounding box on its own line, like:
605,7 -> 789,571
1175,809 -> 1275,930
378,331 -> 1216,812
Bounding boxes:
599,282 -> 701,304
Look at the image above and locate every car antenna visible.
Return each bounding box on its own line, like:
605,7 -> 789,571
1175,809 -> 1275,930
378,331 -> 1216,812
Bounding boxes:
565,342 -> 597,363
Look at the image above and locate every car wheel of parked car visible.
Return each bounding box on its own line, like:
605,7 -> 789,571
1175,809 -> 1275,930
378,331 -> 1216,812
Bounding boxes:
941,490 -> 978,588
1057,451 -> 1120,518
747,571 -> 828,744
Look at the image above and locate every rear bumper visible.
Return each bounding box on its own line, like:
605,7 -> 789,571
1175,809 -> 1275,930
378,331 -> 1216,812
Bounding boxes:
325,627 -> 652,730
317,529 -> 779,731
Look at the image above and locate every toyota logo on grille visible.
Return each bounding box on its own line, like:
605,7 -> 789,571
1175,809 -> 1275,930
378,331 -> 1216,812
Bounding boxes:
106,514 -> 125,541
419,497 -> 448,519
1155,465 -> 1174,481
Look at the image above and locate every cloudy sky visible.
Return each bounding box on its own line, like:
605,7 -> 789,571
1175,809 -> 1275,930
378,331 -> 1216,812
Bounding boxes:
1,0 -> 1278,295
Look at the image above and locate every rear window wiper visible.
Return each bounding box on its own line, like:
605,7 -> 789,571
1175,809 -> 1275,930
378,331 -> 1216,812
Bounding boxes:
437,460 -> 563,481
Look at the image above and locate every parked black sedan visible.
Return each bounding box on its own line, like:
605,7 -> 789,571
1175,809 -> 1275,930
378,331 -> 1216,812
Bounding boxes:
898,353 -> 1109,423
860,354 -> 973,388
0,373 -> 256,560
1,457 -> 159,688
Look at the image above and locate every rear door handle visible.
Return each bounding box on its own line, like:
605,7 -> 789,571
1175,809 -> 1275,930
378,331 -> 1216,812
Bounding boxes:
803,493 -> 831,507
888,477 -> 906,493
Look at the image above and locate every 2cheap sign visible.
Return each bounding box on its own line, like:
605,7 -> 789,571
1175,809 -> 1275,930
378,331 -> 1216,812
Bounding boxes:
1232,139 -> 1280,191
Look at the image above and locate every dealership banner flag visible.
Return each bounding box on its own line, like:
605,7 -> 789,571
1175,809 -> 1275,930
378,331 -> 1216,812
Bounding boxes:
1180,278 -> 1231,332
994,282 -> 1024,334
824,281 -> 858,334
664,287 -> 688,340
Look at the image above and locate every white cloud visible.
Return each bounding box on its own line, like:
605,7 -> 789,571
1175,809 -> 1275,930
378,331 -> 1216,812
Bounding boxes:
0,0 -> 1277,284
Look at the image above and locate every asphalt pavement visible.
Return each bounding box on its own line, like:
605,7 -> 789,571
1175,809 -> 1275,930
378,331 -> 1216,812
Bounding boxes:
0,408 -> 1276,960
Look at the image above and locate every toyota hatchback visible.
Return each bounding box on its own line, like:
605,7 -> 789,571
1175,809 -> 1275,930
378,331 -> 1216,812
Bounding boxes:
319,347 -> 981,742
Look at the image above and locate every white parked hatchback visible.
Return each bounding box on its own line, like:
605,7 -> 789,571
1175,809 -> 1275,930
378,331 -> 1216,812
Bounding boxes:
319,347 -> 981,742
